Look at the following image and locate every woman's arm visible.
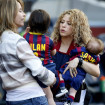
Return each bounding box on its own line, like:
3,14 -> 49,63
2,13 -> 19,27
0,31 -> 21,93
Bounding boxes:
63,58 -> 100,77
81,60 -> 100,77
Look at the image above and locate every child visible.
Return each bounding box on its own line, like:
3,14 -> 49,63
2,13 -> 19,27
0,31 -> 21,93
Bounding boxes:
23,9 -> 56,105
56,37 -> 104,104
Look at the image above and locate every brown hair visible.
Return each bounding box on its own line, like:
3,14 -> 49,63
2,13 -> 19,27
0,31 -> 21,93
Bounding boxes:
28,9 -> 50,34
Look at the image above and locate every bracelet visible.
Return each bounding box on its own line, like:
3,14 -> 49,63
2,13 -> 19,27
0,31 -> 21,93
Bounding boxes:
78,58 -> 83,67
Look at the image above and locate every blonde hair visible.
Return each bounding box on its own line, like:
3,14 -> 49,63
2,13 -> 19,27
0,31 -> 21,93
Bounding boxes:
0,0 -> 24,35
51,9 -> 92,46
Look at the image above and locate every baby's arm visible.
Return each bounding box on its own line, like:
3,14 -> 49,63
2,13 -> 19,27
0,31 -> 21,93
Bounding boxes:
51,49 -> 56,56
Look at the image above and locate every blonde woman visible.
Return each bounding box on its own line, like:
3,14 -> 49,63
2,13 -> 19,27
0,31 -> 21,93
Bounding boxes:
0,0 -> 56,105
51,9 -> 100,105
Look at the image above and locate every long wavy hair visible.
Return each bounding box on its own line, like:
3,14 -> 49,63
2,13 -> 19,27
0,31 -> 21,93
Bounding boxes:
0,0 -> 24,36
51,9 -> 92,47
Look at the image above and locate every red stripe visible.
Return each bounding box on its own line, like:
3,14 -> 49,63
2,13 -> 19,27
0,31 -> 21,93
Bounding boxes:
23,33 -> 27,39
76,47 -> 82,53
95,56 -> 100,64
29,34 -> 33,44
60,80 -> 64,83
37,35 -> 42,57
69,95 -> 75,100
44,36 -> 49,64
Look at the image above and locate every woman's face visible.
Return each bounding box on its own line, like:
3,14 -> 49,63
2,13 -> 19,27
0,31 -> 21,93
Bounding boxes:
59,14 -> 72,37
14,1 -> 26,28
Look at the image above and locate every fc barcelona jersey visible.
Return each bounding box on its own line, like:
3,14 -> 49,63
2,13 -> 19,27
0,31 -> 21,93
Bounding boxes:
69,46 -> 100,64
23,32 -> 55,65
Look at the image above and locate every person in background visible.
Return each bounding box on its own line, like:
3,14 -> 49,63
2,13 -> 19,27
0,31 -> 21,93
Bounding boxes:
100,49 -> 105,76
56,37 -> 104,104
51,9 -> 100,105
0,0 -> 56,105
23,9 -> 56,105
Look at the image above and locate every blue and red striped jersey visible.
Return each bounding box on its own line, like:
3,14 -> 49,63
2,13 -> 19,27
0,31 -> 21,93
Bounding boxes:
24,32 -> 55,65
69,46 -> 100,64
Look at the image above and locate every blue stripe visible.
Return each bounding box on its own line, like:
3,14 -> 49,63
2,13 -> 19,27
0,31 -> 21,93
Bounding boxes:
25,33 -> 30,43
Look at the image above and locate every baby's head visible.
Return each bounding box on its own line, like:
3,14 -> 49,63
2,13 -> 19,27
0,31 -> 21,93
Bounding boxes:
86,37 -> 104,55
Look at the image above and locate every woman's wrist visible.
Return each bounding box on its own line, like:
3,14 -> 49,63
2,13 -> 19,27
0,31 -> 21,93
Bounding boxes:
78,58 -> 83,67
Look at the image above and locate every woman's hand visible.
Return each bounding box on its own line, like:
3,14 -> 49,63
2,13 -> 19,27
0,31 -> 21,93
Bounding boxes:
63,58 -> 79,78
63,57 -> 100,77
50,77 -> 56,88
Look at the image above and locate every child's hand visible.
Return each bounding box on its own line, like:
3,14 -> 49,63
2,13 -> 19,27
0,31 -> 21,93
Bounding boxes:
25,27 -> 30,33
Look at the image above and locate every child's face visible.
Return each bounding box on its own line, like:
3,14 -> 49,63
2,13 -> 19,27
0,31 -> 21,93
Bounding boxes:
59,14 -> 73,37
14,1 -> 26,28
